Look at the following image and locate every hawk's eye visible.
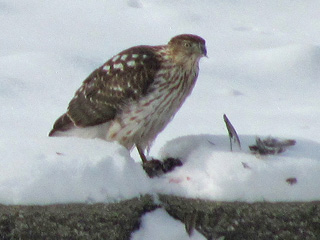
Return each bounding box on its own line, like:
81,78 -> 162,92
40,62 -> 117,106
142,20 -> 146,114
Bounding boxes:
184,42 -> 192,48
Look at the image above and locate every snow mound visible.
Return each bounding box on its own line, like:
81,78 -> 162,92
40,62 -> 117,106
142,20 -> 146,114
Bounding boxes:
156,135 -> 320,202
0,137 -> 151,205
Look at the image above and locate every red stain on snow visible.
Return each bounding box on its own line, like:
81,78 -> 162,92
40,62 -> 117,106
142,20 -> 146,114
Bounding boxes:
169,176 -> 191,183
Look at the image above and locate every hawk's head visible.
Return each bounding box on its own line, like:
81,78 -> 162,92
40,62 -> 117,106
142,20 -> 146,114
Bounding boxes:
168,34 -> 207,63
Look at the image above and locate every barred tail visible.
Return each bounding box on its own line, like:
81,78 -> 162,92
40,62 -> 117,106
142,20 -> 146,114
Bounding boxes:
48,113 -> 73,136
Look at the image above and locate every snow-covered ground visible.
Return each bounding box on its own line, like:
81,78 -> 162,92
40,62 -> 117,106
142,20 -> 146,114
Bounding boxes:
1,0 -> 320,238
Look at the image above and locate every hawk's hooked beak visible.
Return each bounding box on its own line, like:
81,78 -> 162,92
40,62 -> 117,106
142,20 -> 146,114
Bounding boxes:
201,44 -> 207,57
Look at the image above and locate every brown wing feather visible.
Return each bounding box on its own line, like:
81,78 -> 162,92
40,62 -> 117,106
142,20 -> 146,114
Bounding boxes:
49,46 -> 161,134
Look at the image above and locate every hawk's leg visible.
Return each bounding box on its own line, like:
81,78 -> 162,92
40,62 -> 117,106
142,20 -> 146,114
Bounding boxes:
136,145 -> 163,177
136,145 -> 183,178
136,145 -> 148,163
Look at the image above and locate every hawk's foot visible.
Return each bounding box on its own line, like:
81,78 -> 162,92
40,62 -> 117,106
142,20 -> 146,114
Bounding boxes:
142,157 -> 183,178
142,159 -> 164,178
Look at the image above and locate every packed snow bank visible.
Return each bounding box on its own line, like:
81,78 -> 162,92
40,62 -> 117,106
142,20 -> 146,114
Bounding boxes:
0,137 -> 151,205
1,133 -> 319,205
156,134 -> 320,202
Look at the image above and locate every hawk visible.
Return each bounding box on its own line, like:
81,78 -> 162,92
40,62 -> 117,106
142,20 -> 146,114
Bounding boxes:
49,34 -> 207,169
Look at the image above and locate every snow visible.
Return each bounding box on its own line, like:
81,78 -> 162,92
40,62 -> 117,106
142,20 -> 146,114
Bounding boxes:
0,137 -> 151,205
1,0 -> 320,237
156,135 -> 320,202
131,208 -> 206,240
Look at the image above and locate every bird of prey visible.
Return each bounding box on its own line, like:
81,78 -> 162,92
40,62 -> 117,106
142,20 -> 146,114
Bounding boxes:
49,34 -> 207,174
